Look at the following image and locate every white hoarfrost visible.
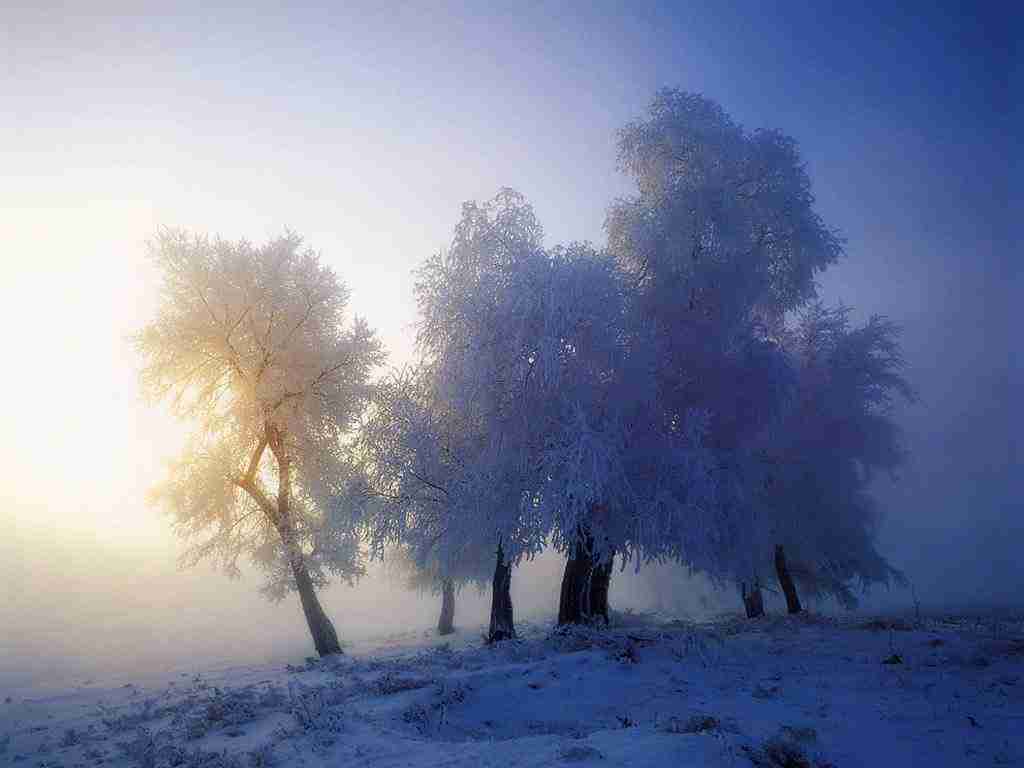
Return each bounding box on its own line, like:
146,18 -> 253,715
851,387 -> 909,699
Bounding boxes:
136,231 -> 386,654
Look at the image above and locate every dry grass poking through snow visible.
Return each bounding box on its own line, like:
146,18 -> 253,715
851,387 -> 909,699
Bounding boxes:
1,611 -> 1022,767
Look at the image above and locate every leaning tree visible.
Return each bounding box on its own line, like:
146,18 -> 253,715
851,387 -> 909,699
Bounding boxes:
136,229 -> 384,656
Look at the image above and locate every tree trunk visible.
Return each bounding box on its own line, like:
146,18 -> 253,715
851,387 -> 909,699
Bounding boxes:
558,531 -> 613,625
290,556 -> 343,656
488,541 -> 516,643
774,544 -> 802,614
268,425 -> 342,657
589,557 -> 613,625
558,546 -> 592,625
438,578 -> 455,636
742,579 -> 765,619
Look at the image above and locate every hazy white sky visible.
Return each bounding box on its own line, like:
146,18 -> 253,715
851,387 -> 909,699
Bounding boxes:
0,1 -> 1015,659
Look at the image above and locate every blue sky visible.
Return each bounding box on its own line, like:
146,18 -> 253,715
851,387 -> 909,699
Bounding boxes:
0,1 -> 1016,606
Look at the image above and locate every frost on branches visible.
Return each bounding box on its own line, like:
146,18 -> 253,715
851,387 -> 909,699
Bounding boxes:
136,230 -> 385,655
356,90 -> 913,633
359,189 -> 720,633
357,367 -> 494,636
606,90 -> 909,613
749,304 -> 915,609
382,542 -> 491,635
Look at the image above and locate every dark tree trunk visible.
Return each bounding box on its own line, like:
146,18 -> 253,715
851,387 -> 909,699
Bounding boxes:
488,541 -> 516,643
268,426 -> 342,657
290,557 -> 343,656
558,546 -> 592,625
774,544 -> 802,614
558,531 -> 613,625
438,578 -> 455,636
589,557 -> 613,625
742,580 -> 765,619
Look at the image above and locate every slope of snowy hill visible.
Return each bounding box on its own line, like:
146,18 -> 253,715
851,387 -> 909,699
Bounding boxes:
2,612 -> 1022,767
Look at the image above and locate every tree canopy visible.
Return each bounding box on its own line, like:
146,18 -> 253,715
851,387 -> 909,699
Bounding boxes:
138,90 -> 914,638
136,229 -> 384,654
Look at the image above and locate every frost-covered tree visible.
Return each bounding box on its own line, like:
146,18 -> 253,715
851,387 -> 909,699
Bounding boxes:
609,89 -> 842,328
357,366 -> 494,636
382,541 -> 490,636
681,304 -> 913,615
385,547 -> 458,636
136,230 -> 384,656
361,190 -> 721,632
750,304 -> 914,609
358,192 -> 549,642
607,88 -> 841,435
354,359 -> 516,639
530,283 -> 719,626
606,90 -> 845,609
661,335 -> 797,618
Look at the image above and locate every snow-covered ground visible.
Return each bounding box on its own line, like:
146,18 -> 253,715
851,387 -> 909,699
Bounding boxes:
2,612 -> 1022,767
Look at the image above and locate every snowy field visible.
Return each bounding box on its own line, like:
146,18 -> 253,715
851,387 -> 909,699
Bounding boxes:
2,611 -> 1022,768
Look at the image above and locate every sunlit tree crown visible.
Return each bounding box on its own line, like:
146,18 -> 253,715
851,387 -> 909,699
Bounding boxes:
136,229 -> 384,596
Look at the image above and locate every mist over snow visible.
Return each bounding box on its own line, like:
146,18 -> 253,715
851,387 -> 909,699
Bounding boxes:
0,519 -> 984,694
1,521 -> 733,691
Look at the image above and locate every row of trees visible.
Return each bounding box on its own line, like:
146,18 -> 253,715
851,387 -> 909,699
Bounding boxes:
137,90 -> 913,654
